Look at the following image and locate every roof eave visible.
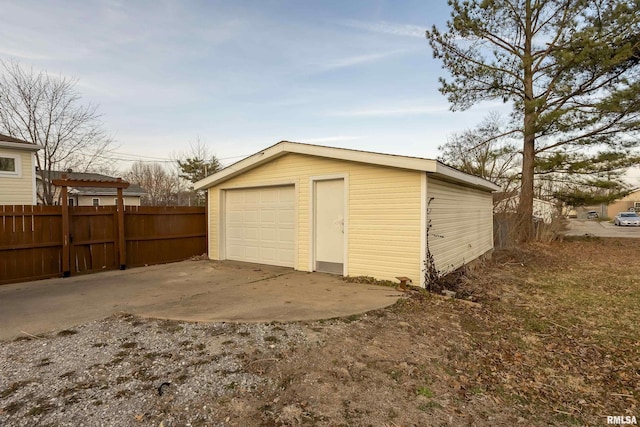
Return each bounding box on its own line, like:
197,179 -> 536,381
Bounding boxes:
433,162 -> 501,192
195,142 -> 289,190
194,141 -> 499,192
194,141 -> 440,190
0,141 -> 42,152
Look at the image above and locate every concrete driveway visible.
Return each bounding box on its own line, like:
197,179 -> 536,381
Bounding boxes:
565,219 -> 640,238
0,260 -> 404,341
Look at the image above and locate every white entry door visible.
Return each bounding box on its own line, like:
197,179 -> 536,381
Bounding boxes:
314,179 -> 344,274
225,186 -> 295,267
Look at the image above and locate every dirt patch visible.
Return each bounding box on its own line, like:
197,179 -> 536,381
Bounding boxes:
1,239 -> 638,426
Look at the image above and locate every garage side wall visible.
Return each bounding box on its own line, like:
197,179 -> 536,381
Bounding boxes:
427,177 -> 493,274
207,153 -> 423,283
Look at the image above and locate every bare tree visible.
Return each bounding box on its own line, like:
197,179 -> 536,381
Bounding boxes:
439,112 -> 520,193
124,162 -> 183,206
0,60 -> 114,204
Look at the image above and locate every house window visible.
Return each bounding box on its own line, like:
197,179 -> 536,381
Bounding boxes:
92,198 -> 100,206
113,198 -> 125,206
634,202 -> 640,211
69,198 -> 75,207
0,157 -> 16,172
0,154 -> 20,176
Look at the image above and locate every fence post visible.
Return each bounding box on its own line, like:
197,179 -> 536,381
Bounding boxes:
61,186 -> 71,277
117,185 -> 126,270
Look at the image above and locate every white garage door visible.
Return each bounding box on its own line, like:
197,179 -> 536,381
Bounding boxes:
225,186 -> 295,267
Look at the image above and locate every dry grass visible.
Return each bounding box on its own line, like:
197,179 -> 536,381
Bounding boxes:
454,237 -> 640,423
235,238 -> 640,426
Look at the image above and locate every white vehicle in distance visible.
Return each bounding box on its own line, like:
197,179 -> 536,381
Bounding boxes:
614,211 -> 640,226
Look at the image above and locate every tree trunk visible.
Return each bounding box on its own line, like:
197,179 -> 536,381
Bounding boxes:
518,0 -> 535,242
38,168 -> 54,206
519,125 -> 535,241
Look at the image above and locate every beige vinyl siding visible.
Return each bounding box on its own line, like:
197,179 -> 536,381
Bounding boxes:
427,177 -> 493,273
208,187 -> 220,259
348,173 -> 421,282
0,149 -> 36,205
208,153 -> 423,283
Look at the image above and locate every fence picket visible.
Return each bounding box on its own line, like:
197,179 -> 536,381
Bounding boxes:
0,205 -> 206,285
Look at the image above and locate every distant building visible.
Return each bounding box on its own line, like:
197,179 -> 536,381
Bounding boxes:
605,189 -> 640,218
38,171 -> 147,206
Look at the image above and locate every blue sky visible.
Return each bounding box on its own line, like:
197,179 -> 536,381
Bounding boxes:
1,0 -> 506,169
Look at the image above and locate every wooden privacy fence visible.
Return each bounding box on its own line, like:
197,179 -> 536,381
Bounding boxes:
0,205 -> 207,285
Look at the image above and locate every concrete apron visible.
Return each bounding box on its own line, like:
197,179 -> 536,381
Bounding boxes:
0,260 -> 405,341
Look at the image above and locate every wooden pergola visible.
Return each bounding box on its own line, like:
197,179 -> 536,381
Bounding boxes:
52,174 -> 130,277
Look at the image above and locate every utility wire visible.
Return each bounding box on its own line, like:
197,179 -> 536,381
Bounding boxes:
93,151 -> 251,165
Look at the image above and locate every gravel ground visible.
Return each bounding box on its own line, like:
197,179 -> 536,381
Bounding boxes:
0,313 -> 311,426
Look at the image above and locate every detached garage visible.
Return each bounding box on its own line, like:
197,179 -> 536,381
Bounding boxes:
194,141 -> 499,288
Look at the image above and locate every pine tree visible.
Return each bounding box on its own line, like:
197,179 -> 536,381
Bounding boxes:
175,140 -> 221,206
426,0 -> 640,241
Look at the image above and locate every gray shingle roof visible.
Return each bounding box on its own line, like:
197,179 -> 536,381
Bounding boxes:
0,133 -> 33,145
45,171 -> 147,196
